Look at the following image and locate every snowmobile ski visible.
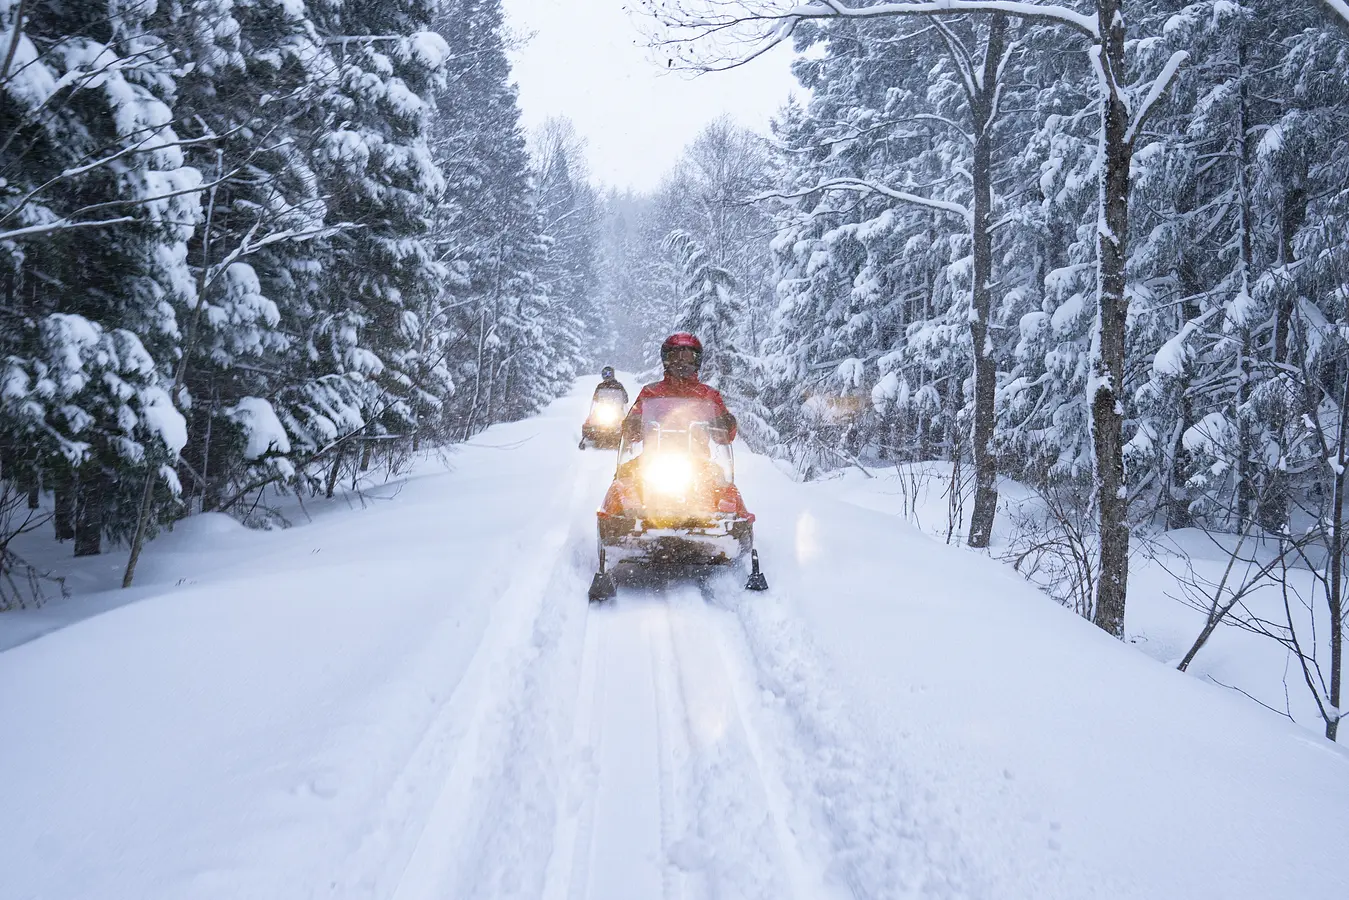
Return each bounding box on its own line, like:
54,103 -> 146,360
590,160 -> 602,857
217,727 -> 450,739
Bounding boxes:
745,549 -> 768,591
589,547 -> 617,603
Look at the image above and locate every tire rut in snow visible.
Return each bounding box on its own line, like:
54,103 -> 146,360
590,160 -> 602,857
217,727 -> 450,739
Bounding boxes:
699,573 -> 981,900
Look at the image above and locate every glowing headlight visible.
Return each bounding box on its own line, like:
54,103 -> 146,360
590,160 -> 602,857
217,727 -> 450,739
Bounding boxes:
591,403 -> 621,426
643,454 -> 694,495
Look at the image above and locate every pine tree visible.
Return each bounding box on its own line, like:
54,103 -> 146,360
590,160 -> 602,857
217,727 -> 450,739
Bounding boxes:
2,0 -> 197,555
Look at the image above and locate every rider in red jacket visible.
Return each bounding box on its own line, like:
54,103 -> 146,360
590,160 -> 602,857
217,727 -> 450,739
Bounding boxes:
623,332 -> 737,443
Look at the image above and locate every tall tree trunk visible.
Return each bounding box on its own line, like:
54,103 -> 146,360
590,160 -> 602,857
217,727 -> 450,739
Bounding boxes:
73,471 -> 104,557
1324,373 -> 1348,741
1233,30 -> 1258,530
53,476 -> 75,541
966,16 -> 1007,549
1258,183 -> 1307,532
1274,186 -> 1306,367
1167,264 -> 1202,529
324,449 -> 344,500
1090,0 -> 1133,638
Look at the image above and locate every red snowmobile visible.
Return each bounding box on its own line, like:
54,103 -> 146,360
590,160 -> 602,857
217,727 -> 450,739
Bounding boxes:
588,396 -> 768,601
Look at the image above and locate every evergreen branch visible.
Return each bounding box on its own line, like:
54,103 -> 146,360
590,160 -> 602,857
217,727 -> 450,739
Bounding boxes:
1324,0 -> 1349,28
0,128 -> 243,227
0,216 -> 135,241
755,177 -> 972,222
1124,51 -> 1189,146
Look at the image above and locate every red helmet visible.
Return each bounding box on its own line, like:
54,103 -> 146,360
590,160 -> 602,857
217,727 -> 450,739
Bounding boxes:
660,332 -> 703,367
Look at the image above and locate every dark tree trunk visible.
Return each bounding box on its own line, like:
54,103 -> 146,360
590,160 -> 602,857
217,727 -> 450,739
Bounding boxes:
73,472 -> 105,557
1324,375 -> 1348,742
1166,186 -> 1204,530
53,479 -> 76,541
1091,0 -> 1133,638
1326,464 -> 1343,743
27,483 -> 38,510
965,16 -> 1007,550
325,449 -> 344,500
1258,183 -> 1307,533
1274,186 -> 1306,367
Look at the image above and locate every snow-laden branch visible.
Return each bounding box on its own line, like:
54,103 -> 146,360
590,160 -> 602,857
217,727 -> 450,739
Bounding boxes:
1324,0 -> 1349,27
780,1 -> 1098,38
931,18 -> 979,99
1125,50 -> 1188,146
0,216 -> 135,242
649,0 -> 1098,71
200,222 -> 357,297
1,0 -> 29,84
757,176 -> 972,222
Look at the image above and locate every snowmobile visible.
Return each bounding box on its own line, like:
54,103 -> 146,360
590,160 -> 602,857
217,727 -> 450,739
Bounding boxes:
579,386 -> 627,450
588,396 -> 768,601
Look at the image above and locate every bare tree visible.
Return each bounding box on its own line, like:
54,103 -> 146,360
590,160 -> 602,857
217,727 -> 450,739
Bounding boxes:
644,0 -> 1188,636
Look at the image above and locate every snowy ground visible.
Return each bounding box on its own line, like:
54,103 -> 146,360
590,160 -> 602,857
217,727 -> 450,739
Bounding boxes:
3,380 -> 1348,900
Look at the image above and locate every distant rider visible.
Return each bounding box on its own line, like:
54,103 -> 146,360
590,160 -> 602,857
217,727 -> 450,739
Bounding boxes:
623,333 -> 737,444
593,365 -> 629,406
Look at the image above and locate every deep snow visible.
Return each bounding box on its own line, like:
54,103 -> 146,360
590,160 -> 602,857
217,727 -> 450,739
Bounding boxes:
3,379 -> 1348,900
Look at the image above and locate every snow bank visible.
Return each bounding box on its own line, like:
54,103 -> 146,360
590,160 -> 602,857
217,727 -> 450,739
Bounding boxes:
757,460 -> 1349,900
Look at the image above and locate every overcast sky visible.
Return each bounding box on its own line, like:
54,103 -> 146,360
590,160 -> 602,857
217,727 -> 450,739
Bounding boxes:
501,0 -> 798,193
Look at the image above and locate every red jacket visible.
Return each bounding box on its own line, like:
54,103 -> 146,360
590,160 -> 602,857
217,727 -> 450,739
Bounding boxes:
624,374 -> 737,443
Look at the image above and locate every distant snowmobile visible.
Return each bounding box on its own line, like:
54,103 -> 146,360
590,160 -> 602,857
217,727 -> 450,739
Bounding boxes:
588,394 -> 768,601
579,367 -> 628,450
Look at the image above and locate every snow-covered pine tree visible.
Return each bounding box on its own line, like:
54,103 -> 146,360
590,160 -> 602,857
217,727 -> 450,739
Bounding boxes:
662,229 -> 775,448
309,0 -> 449,450
530,117 -> 599,386
1,0 -> 197,554
165,0 -> 337,512
433,0 -> 558,434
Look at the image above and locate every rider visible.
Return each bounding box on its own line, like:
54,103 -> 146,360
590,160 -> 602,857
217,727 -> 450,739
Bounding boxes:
593,365 -> 629,406
622,333 -> 737,444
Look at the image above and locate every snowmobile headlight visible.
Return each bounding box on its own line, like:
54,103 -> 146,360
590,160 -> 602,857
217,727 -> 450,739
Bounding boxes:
591,403 -> 621,426
643,454 -> 694,495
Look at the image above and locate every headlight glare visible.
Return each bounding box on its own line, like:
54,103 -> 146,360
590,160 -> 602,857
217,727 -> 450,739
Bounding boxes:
643,454 -> 694,495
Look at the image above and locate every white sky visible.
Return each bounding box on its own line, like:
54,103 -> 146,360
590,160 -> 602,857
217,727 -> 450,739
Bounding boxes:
501,0 -> 799,193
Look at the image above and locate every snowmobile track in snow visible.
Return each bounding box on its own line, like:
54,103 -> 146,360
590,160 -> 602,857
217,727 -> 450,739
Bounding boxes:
360,433 -> 974,900
372,453 -> 604,900
544,579 -> 846,900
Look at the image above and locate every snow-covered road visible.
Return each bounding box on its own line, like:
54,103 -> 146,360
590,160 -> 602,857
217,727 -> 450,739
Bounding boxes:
3,381 -> 1348,900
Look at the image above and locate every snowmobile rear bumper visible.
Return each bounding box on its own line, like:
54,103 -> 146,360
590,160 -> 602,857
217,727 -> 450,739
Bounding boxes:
598,513 -> 752,566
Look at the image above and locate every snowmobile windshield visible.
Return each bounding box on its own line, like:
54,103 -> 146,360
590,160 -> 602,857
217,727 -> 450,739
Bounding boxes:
589,388 -> 627,426
617,397 -> 733,484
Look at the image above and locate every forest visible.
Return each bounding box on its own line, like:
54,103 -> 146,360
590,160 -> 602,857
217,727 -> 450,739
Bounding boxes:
4,0 -> 1349,740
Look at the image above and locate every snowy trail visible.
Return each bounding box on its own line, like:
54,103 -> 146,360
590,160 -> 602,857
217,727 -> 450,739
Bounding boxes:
537,574 -> 886,900
6,380 -> 1347,900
